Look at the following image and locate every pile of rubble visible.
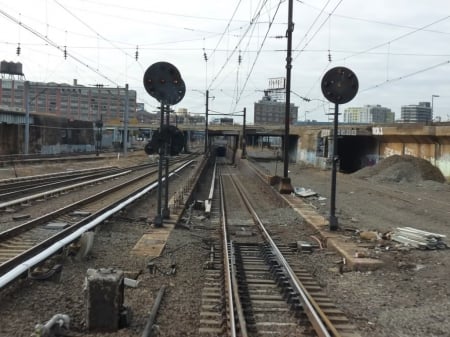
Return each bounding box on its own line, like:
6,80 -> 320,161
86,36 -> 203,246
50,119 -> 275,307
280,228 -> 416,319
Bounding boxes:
354,155 -> 446,183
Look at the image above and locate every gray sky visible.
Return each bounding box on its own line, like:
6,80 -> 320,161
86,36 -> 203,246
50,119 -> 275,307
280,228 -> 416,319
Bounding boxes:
1,0 -> 449,123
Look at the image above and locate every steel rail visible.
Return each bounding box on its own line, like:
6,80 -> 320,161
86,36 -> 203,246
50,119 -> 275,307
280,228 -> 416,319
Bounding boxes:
0,168 -> 124,201
0,170 -> 133,209
0,166 -> 118,185
219,170 -> 246,337
230,175 -> 340,337
0,158 -> 190,208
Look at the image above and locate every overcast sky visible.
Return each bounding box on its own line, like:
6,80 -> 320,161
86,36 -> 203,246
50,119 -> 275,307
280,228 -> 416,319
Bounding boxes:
1,0 -> 449,123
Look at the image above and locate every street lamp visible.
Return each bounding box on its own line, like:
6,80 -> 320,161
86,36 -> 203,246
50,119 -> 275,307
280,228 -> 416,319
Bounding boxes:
432,94 -> 440,120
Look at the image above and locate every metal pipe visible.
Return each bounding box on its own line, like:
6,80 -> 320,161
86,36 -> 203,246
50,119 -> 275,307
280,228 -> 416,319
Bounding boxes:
141,285 -> 167,337
34,314 -> 70,337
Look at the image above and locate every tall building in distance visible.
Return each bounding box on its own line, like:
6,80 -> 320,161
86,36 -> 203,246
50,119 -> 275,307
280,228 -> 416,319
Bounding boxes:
343,105 -> 394,124
401,102 -> 432,123
0,77 -> 137,124
254,77 -> 298,125
254,90 -> 298,125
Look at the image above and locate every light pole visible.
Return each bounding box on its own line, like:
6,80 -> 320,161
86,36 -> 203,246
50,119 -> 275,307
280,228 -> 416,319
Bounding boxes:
205,90 -> 209,154
304,110 -> 310,122
432,94 -> 440,121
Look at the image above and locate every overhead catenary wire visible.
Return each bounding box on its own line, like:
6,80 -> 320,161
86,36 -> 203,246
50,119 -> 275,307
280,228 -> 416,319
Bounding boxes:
53,0 -> 146,74
361,59 -> 450,92
208,0 -> 244,60
339,15 -> 450,62
232,0 -> 283,113
293,0 -> 343,62
0,8 -> 119,86
208,0 -> 270,90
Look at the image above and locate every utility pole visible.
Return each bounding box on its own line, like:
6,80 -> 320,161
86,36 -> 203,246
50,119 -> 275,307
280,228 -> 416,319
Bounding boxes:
204,89 -> 209,154
280,0 -> 294,194
24,81 -> 30,155
242,107 -> 247,158
123,83 -> 129,157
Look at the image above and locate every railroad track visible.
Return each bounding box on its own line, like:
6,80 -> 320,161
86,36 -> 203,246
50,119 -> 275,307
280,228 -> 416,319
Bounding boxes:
0,166 -> 124,202
198,160 -> 361,337
0,156 -> 193,207
0,158 -> 195,289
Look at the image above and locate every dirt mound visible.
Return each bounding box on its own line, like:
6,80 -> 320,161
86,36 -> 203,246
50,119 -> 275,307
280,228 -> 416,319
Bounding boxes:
353,155 -> 446,183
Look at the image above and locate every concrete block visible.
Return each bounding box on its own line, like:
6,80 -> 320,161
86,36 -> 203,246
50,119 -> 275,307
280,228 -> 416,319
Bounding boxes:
85,268 -> 124,332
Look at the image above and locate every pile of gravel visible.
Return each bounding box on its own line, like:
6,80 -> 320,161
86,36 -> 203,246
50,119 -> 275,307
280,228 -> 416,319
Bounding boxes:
353,155 -> 446,183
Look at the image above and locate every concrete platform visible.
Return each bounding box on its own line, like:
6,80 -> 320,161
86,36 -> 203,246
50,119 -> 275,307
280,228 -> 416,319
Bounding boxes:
131,223 -> 175,257
281,193 -> 384,271
131,177 -> 193,257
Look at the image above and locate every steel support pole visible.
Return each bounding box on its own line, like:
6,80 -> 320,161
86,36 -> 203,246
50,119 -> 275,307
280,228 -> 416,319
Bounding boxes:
162,105 -> 170,219
329,103 -> 339,230
204,90 -> 209,154
24,81 -> 30,155
242,107 -> 247,158
123,84 -> 129,157
153,102 -> 165,227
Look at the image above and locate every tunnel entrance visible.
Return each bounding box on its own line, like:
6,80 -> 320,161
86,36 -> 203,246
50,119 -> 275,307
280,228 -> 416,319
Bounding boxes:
338,136 -> 377,173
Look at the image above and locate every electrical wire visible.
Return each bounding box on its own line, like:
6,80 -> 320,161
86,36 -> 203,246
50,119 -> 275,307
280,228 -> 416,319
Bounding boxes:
0,8 -> 119,86
209,0 -> 244,60
301,1 -> 450,37
53,1 -> 144,69
233,0 -> 283,112
361,60 -> 450,92
338,15 -> 450,62
293,0 -> 344,62
292,0 -> 332,60
208,0 -> 270,90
